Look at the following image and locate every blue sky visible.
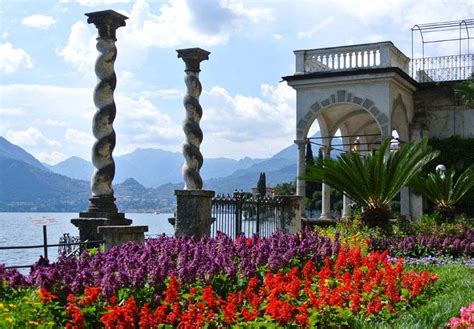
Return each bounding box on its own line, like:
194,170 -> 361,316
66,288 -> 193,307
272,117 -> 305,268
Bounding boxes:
1,0 -> 472,164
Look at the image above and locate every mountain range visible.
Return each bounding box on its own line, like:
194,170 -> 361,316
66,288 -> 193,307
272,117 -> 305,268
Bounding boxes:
0,133 -> 340,212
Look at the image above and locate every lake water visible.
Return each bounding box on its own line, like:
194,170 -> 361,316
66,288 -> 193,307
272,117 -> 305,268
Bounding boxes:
0,212 -> 174,269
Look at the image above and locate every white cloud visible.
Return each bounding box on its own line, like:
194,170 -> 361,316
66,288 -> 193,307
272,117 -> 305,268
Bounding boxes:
60,0 -> 131,6
140,88 -> 182,100
1,81 -> 297,160
122,0 -> 272,49
1,84 -> 182,160
115,95 -> 181,142
0,43 -> 33,74
200,82 -> 296,158
65,128 -> 94,146
272,33 -> 283,40
0,107 -> 25,116
58,21 -> 95,74
331,0 -> 472,29
21,15 -> 56,29
35,151 -> 68,165
6,127 -> 61,147
43,119 -> 71,127
297,16 -> 334,39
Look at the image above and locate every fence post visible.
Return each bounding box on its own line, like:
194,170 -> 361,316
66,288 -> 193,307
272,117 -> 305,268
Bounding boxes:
256,196 -> 261,235
234,192 -> 241,238
42,225 -> 48,259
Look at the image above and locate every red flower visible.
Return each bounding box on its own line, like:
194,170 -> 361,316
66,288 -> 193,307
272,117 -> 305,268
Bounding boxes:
164,275 -> 180,304
100,297 -> 138,329
79,286 -> 101,306
39,288 -> 58,303
66,303 -> 85,329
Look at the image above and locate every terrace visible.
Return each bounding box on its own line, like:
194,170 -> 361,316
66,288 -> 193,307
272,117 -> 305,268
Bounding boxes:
293,19 -> 473,83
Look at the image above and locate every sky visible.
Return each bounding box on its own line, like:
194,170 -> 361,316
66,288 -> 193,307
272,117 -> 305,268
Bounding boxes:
0,0 -> 472,164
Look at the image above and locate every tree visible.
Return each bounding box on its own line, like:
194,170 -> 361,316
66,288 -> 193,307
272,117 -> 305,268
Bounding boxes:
305,142 -> 319,201
257,172 -> 266,197
305,142 -> 314,163
303,138 -> 439,225
455,78 -> 474,106
410,166 -> 474,220
273,181 -> 296,196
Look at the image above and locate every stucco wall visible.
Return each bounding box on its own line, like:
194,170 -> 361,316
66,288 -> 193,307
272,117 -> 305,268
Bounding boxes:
414,82 -> 474,138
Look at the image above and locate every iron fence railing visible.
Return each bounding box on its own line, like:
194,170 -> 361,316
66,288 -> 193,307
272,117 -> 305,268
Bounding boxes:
410,54 -> 473,82
211,192 -> 286,238
0,225 -> 103,269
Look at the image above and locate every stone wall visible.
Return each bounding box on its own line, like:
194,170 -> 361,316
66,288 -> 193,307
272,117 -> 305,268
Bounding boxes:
413,81 -> 474,138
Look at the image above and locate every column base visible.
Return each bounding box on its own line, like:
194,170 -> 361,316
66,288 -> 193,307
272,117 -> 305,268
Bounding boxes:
98,225 -> 148,250
71,213 -> 132,248
319,214 -> 335,221
173,189 -> 215,238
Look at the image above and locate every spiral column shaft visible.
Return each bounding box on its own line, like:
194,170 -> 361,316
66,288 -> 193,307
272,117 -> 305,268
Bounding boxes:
85,10 -> 128,214
177,48 -> 210,190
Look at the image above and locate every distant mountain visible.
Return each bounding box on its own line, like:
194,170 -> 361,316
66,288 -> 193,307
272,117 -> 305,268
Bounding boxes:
204,132 -> 343,194
47,156 -> 93,181
0,155 -> 89,211
0,136 -> 47,171
0,133 -> 347,211
0,155 -> 179,212
49,148 -> 264,187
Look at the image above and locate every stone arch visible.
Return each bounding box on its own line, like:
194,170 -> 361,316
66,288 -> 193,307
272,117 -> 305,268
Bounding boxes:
391,93 -> 410,142
296,89 -> 389,141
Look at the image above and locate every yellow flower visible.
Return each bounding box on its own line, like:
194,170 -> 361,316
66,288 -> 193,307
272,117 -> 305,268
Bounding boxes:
0,302 -> 3,308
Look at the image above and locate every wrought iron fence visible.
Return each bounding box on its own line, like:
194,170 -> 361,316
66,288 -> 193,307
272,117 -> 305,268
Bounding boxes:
211,192 -> 287,238
410,54 -> 473,82
1,225 -> 103,269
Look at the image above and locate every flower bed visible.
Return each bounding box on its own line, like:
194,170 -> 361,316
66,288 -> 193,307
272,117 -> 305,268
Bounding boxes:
0,231 -> 440,327
447,302 -> 474,328
369,228 -> 474,258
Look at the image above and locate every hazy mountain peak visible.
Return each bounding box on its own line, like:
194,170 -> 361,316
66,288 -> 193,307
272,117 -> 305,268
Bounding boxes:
0,136 -> 47,171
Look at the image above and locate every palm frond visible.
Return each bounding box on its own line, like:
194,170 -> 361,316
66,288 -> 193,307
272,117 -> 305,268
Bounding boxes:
303,138 -> 439,215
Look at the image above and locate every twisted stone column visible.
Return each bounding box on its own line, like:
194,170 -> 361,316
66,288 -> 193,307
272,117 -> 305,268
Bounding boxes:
171,48 -> 214,238
177,48 -> 210,190
85,10 -> 127,214
72,10 -> 134,246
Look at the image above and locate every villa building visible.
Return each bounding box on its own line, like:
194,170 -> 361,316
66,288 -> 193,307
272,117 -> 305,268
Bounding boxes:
283,19 -> 473,220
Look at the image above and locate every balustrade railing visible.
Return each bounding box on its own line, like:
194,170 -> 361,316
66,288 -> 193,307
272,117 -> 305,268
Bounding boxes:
410,54 -> 473,82
294,42 -> 473,83
295,41 -> 410,74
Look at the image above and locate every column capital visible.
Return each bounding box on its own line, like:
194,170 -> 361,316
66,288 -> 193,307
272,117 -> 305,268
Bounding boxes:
177,48 -> 210,72
86,10 -> 128,40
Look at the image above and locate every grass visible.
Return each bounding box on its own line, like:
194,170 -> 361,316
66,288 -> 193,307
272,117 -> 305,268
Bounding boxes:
352,264 -> 474,329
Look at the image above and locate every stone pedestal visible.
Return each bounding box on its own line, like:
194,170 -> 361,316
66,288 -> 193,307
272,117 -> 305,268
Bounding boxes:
172,190 -> 215,238
98,225 -> 148,250
281,195 -> 303,233
71,213 -> 131,247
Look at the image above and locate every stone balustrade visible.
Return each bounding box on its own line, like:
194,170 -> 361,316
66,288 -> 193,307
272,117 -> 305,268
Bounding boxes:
294,41 -> 410,74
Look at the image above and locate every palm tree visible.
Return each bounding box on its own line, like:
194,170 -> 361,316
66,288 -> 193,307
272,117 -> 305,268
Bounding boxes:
303,138 -> 439,225
454,78 -> 474,106
410,166 -> 474,220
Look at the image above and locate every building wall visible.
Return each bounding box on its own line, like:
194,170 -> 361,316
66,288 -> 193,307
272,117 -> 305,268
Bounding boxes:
413,81 -> 474,138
